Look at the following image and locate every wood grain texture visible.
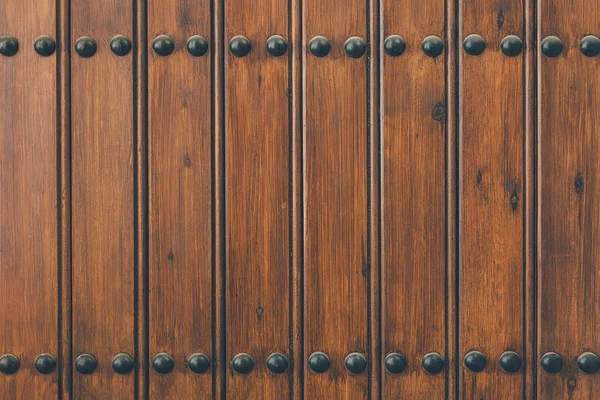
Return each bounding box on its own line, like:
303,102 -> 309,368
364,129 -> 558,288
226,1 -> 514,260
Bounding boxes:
0,1 -> 59,398
538,0 -> 600,397
380,1 -> 447,398
303,0 -> 369,397
458,0 -> 525,398
71,0 -> 135,397
147,1 -> 213,398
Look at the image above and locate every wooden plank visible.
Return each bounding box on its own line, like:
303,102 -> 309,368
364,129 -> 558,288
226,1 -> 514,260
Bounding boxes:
71,0 -> 135,397
224,0 -> 291,396
538,0 -> 600,397
303,0 -> 369,397
147,1 -> 213,398
0,1 -> 59,398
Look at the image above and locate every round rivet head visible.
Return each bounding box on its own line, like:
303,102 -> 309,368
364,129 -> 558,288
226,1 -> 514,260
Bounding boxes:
345,352 -> 367,374
34,36 -> 56,57
577,352 -> 600,374
152,35 -> 175,57
499,351 -> 521,373
0,354 -> 20,375
112,353 -> 134,374
500,35 -> 523,57
464,351 -> 486,373
580,35 -> 600,57
187,35 -> 209,57
422,36 -> 444,58
229,35 -> 251,57
309,36 -> 331,58
422,352 -> 444,374
110,35 -> 132,56
541,36 -> 563,58
232,353 -> 254,375
75,354 -> 97,375
266,353 -> 288,374
35,354 -> 57,374
540,352 -> 562,374
344,37 -> 366,58
266,35 -> 288,57
152,353 -> 175,374
188,353 -> 211,374
384,35 -> 406,57
384,353 -> 407,374
308,352 -> 330,373
463,34 -> 486,56
75,37 -> 97,58
0,35 -> 19,57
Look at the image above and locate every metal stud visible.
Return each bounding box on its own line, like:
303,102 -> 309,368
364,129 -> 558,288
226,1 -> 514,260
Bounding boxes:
308,352 -> 330,373
266,35 -> 288,57
35,354 -> 57,374
152,35 -> 175,57
344,37 -> 366,58
152,353 -> 175,374
499,351 -> 521,373
345,352 -> 367,374
577,352 -> 600,374
75,37 -> 97,58
231,353 -> 254,375
229,35 -> 251,57
422,352 -> 444,374
188,353 -> 211,374
463,34 -> 486,56
0,354 -> 20,375
541,36 -> 563,58
580,35 -> 600,57
464,351 -> 486,373
384,35 -> 406,57
34,36 -> 56,57
500,35 -> 523,57
309,36 -> 331,58
187,35 -> 209,57
110,35 -> 132,56
266,353 -> 288,374
112,353 -> 134,374
75,354 -> 97,375
422,36 -> 444,58
0,35 -> 19,57
540,352 -> 562,374
384,352 -> 407,374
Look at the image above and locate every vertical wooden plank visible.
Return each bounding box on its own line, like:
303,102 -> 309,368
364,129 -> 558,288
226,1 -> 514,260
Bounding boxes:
71,0 -> 135,396
0,0 -> 59,398
538,0 -> 600,397
303,0 -> 369,397
147,0 -> 213,397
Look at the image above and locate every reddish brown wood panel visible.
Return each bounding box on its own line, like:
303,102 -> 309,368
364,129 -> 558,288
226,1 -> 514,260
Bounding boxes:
71,0 -> 135,397
147,1 -> 213,397
0,1 -> 59,398
538,0 -> 600,397
380,0 -> 447,398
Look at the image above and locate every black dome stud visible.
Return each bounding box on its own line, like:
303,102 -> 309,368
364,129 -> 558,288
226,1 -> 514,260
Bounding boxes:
152,353 -> 175,374
344,352 -> 367,374
35,354 -> 57,374
266,353 -> 289,374
384,353 -> 407,374
344,37 -> 366,58
580,35 -> 600,57
229,35 -> 251,57
152,35 -> 175,57
0,35 -> 19,57
110,35 -> 132,56
231,353 -> 254,375
188,353 -> 211,374
422,36 -> 444,58
541,36 -> 563,58
0,354 -> 20,375
540,352 -> 563,374
112,353 -> 134,374
464,351 -> 486,372
500,35 -> 523,57
75,37 -> 97,58
384,35 -> 406,57
75,354 -> 97,375
309,36 -> 331,58
187,35 -> 209,57
308,352 -> 330,373
266,35 -> 288,57
463,34 -> 486,56
422,352 -> 444,374
499,351 -> 521,373
34,36 -> 56,57
577,352 -> 600,374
